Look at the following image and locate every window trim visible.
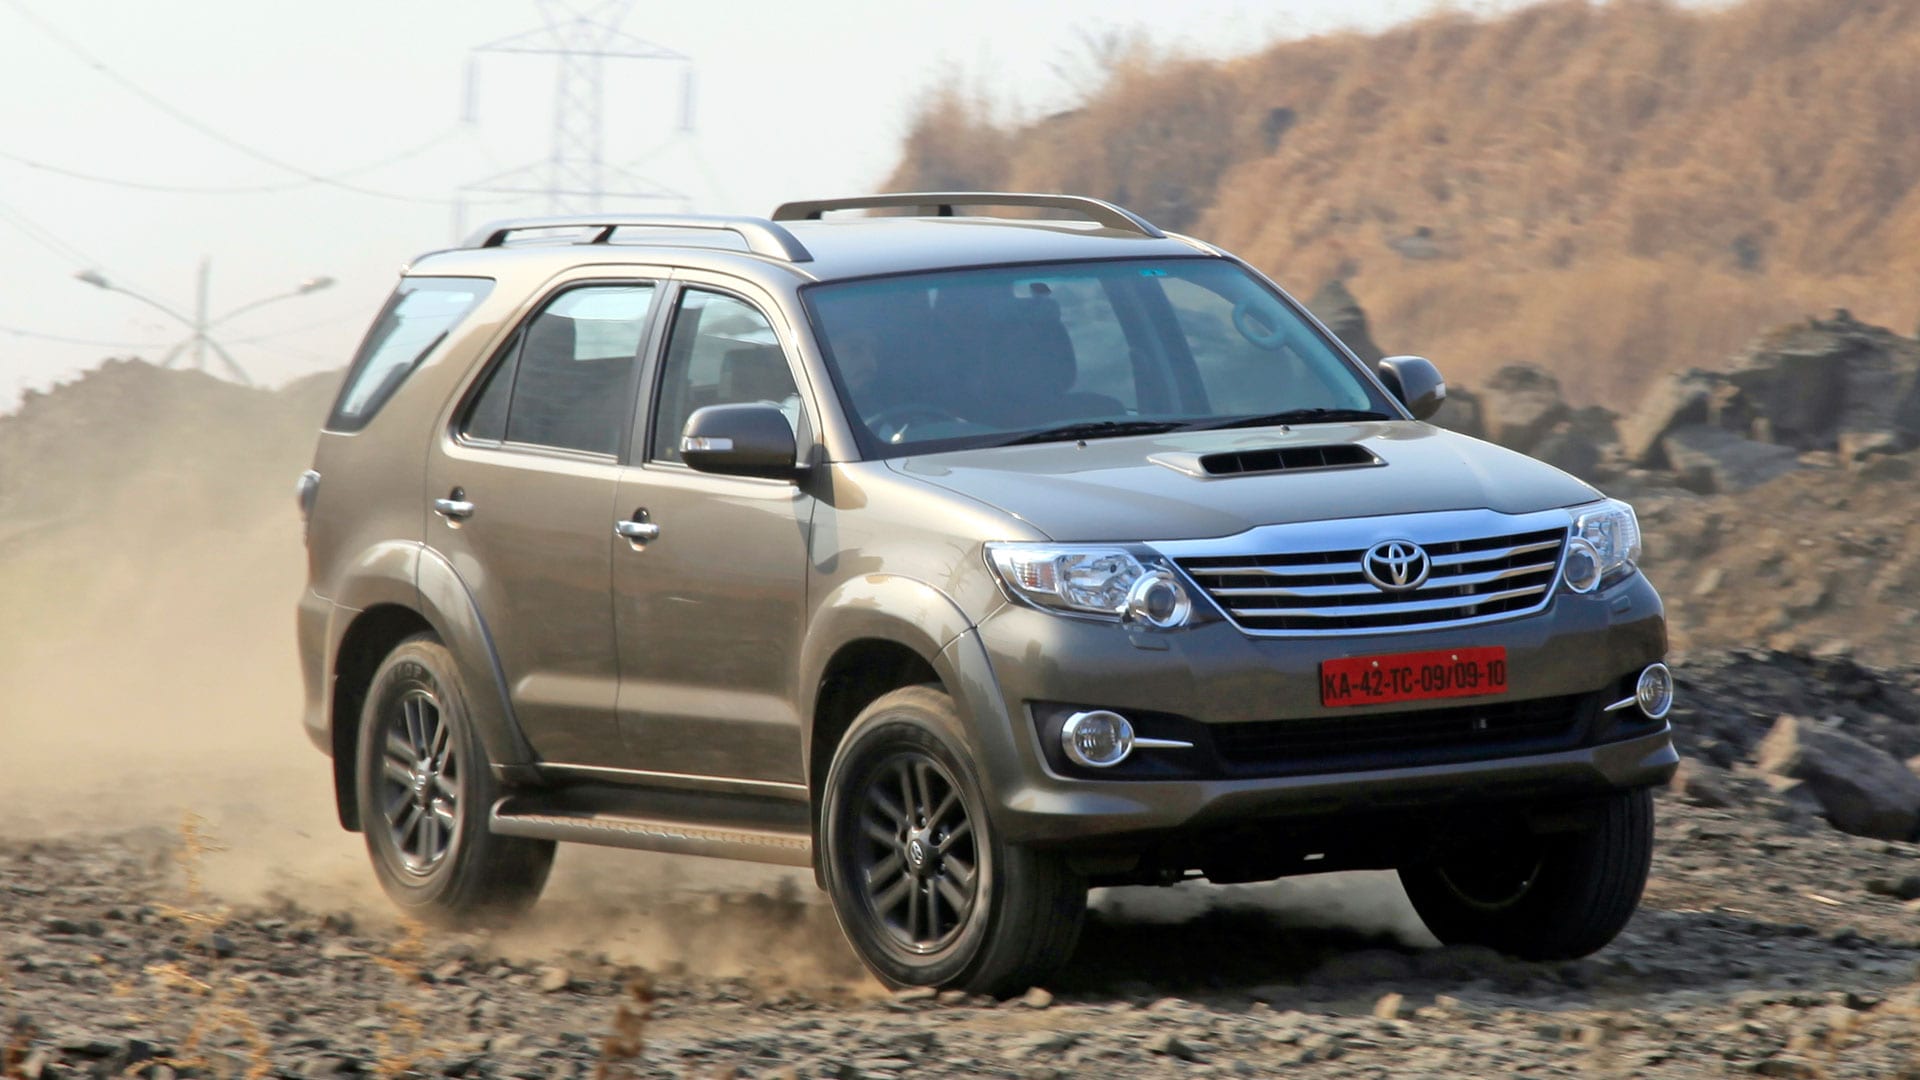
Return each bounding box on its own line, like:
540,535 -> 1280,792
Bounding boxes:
639,279 -> 816,473
448,277 -> 666,464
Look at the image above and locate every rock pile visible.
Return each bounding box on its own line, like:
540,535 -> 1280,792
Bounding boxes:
1422,309 -> 1920,494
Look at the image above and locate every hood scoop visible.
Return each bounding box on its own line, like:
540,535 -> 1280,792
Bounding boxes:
1150,443 -> 1382,479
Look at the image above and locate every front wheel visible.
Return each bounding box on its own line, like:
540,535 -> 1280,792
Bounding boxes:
819,686 -> 1085,996
355,633 -> 554,926
1397,787 -> 1655,960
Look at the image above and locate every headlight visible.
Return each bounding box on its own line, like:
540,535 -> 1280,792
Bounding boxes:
1568,499 -> 1641,587
985,543 -> 1196,628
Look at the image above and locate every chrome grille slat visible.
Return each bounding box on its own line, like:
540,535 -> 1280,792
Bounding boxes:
1231,584 -> 1548,619
1429,538 -> 1561,567
1190,560 -> 1364,578
1212,560 -> 1558,599
1167,515 -> 1569,636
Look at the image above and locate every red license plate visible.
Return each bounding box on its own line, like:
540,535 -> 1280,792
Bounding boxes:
1320,646 -> 1508,707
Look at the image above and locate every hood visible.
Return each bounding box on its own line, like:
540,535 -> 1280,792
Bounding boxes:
887,422 -> 1600,542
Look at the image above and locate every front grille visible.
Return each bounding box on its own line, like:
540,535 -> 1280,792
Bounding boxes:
1177,525 -> 1567,634
1212,693 -> 1587,776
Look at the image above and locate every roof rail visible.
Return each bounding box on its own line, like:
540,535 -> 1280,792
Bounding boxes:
770,192 -> 1165,239
462,214 -> 813,263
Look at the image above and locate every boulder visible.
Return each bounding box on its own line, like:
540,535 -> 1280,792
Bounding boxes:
1431,383 -> 1485,440
1309,279 -> 1383,363
1617,369 -> 1751,468
1659,425 -> 1799,493
1755,715 -> 1920,840
1478,364 -> 1568,453
1728,311 -> 1920,452
1531,423 -> 1604,482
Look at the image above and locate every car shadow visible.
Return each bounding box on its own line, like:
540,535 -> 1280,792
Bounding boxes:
1047,876 -> 1920,1010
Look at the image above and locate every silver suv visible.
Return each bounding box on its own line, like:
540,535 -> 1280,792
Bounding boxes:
296,193 -> 1677,994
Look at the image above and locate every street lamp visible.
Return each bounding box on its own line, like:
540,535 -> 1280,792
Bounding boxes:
73,260 -> 334,386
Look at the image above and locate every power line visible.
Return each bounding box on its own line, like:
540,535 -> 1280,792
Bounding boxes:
0,195 -> 109,269
1,0 -> 455,206
0,125 -> 468,196
0,324 -> 166,348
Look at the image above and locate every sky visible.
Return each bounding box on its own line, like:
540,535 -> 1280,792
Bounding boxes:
0,0 -> 1535,406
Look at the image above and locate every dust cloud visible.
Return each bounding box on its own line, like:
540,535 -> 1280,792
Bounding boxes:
0,360 -> 1432,991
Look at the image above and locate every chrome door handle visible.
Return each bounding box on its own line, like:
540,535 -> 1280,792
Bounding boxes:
615,520 -> 661,541
433,498 -> 475,520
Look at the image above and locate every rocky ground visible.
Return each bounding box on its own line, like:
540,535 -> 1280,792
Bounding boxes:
8,656 -> 1920,1080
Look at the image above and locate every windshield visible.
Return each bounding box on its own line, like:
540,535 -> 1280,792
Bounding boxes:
802,257 -> 1398,456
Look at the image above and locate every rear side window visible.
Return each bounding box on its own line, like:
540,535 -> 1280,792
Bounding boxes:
460,284 -> 657,455
327,277 -> 494,432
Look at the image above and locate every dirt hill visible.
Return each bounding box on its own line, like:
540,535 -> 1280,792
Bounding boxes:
884,0 -> 1920,405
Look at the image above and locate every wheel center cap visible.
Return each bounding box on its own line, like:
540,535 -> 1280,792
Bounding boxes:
905,834 -> 929,873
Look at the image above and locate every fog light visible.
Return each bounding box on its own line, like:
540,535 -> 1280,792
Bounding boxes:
1061,710 -> 1135,768
1124,570 -> 1192,629
1635,662 -> 1674,721
1562,537 -> 1602,593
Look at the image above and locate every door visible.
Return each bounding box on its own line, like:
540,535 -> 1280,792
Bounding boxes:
611,283 -> 815,784
425,280 -> 660,765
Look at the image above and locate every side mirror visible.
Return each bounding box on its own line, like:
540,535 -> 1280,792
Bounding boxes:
1376,355 -> 1447,421
680,403 -> 802,481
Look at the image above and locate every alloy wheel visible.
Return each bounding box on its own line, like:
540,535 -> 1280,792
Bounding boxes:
379,687 -> 460,875
854,752 -> 979,954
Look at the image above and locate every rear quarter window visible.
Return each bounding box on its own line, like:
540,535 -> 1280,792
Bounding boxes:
325,277 -> 495,432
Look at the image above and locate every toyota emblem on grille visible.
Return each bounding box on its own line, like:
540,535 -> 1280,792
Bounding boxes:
1362,540 -> 1430,591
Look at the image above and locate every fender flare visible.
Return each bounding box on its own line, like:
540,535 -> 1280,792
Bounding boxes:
796,574 -> 994,785
414,545 -> 538,771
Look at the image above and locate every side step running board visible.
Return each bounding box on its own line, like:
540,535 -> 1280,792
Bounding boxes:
490,797 -> 813,868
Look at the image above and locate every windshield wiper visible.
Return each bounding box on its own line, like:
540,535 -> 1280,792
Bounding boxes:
996,419 -> 1192,446
1183,408 -> 1393,432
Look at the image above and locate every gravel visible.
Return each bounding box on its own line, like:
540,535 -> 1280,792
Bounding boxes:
6,791 -> 1920,1075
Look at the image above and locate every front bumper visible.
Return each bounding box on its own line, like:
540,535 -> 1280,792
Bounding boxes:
950,570 -> 1674,845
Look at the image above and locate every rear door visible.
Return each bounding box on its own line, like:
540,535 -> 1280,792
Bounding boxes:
608,277 -> 816,785
424,272 -> 663,765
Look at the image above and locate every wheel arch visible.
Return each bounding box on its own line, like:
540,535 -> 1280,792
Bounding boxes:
799,576 -> 1003,884
328,547 -> 536,831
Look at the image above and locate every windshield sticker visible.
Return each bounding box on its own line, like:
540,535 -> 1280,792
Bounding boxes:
1139,268 -> 1169,277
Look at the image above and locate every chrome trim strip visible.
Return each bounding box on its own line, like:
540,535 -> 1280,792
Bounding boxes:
1428,538 -> 1562,567
537,762 -> 810,801
1603,696 -> 1639,713
1232,584 -> 1546,619
1150,508 -> 1572,559
1133,737 -> 1195,750
1208,560 -> 1557,599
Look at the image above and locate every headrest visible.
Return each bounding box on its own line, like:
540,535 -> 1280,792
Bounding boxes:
720,343 -> 793,403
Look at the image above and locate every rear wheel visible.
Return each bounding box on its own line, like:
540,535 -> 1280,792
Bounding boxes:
1397,787 -> 1654,960
355,633 -> 553,925
820,686 -> 1085,995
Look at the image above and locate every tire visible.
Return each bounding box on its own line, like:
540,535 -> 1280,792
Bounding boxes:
355,633 -> 554,926
1397,787 -> 1655,961
819,686 -> 1085,996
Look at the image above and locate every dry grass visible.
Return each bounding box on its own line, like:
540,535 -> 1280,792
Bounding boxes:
884,0 -> 1920,405
592,974 -> 654,1080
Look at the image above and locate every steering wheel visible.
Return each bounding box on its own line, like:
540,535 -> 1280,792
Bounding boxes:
868,404 -> 962,442
1231,300 -> 1289,350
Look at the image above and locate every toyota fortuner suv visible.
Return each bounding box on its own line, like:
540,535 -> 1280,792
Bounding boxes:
296,192 -> 1677,995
